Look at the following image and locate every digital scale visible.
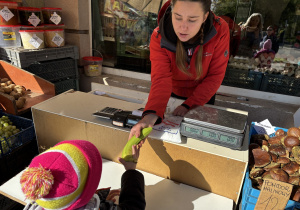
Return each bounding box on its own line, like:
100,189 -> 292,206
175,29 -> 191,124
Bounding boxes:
180,106 -> 248,150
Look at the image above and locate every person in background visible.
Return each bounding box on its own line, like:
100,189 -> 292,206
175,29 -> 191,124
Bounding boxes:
129,0 -> 230,139
220,13 -> 241,57
238,13 -> 263,57
260,25 -> 279,53
294,31 -> 300,48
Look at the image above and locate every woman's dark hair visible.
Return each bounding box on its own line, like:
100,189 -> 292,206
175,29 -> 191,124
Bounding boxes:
171,0 -> 212,80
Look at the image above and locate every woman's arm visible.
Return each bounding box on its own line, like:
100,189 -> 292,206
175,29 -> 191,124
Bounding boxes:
143,28 -> 173,120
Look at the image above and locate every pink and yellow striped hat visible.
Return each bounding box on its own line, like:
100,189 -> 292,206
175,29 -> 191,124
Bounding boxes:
20,140 -> 102,210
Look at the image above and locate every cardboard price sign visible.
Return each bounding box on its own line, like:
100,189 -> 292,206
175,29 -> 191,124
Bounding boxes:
254,179 -> 293,210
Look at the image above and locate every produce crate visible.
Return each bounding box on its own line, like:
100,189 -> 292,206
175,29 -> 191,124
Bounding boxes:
0,45 -> 79,68
0,60 -> 55,115
54,78 -> 79,95
222,67 -> 263,90
260,73 -> 300,97
241,123 -> 300,209
24,58 -> 78,82
0,111 -> 37,185
0,111 -> 35,157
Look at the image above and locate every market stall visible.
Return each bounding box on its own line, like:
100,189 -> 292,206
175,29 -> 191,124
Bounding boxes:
26,89 -> 248,206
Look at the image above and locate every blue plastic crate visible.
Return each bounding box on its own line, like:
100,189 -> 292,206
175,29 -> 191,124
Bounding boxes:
241,123 -> 300,209
222,67 -> 263,90
260,73 -> 300,97
0,111 -> 36,157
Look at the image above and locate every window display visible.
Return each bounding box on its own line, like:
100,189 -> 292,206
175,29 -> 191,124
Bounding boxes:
92,0 -> 299,95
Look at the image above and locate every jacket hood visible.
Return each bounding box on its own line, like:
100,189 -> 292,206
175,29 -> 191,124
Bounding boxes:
157,0 -> 217,52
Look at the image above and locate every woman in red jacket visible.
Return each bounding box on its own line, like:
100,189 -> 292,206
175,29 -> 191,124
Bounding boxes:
129,0 -> 230,139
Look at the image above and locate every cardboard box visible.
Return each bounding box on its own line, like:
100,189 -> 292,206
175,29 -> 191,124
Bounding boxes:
0,60 -> 55,115
31,91 -> 248,206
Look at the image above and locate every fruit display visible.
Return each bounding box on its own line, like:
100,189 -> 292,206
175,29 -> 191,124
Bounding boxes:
249,126 -> 300,202
0,115 -> 20,155
0,77 -> 27,109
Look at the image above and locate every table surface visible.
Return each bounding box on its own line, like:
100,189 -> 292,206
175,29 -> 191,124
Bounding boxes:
0,158 -> 233,210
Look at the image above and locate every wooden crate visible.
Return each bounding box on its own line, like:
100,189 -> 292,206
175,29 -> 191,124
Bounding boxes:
0,61 -> 55,115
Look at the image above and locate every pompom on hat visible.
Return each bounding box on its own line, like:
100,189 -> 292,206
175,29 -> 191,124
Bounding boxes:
20,140 -> 102,210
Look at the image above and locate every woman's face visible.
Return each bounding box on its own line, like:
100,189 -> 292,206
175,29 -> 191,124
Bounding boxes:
250,16 -> 260,27
172,1 -> 209,42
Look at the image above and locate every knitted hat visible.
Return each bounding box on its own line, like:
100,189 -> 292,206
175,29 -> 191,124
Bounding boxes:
20,140 -> 102,210
263,39 -> 272,50
254,39 -> 275,58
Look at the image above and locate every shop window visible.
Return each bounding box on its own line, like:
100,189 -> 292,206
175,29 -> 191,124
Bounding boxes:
92,0 -> 161,74
92,0 -> 300,82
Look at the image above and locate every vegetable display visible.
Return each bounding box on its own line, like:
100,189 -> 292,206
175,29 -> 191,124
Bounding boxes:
0,78 -> 27,109
249,126 -> 300,202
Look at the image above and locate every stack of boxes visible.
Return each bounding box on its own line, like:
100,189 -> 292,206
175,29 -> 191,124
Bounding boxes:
0,0 -> 86,94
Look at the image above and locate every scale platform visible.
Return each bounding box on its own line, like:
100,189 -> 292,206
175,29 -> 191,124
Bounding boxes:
180,105 -> 248,150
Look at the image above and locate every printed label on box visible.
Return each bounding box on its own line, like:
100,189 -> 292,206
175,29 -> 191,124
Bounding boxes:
50,12 -> 61,25
29,34 -> 43,48
0,6 -> 14,22
52,33 -> 64,46
3,32 -> 16,40
28,13 -> 41,27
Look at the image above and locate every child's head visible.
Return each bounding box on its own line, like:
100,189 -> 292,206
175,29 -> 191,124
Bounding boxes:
20,140 -> 102,210
244,13 -> 263,30
267,25 -> 275,36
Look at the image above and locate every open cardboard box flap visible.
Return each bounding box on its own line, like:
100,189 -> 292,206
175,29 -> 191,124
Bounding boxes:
0,60 -> 55,115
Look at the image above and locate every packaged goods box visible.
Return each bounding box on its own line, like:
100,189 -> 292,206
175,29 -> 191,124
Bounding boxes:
31,90 -> 248,206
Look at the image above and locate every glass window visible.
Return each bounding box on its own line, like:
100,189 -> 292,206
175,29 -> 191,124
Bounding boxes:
92,0 -> 300,96
93,0 -> 161,73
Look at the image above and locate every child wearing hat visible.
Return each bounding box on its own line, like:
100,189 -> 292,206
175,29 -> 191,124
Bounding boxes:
254,39 -> 275,68
20,140 -> 146,210
260,25 -> 279,53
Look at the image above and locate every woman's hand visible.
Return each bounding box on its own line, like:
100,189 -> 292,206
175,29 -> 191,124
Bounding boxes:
172,105 -> 189,117
128,114 -> 158,141
118,144 -> 140,170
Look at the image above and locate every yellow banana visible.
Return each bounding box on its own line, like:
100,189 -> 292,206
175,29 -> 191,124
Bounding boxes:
122,127 -> 153,162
